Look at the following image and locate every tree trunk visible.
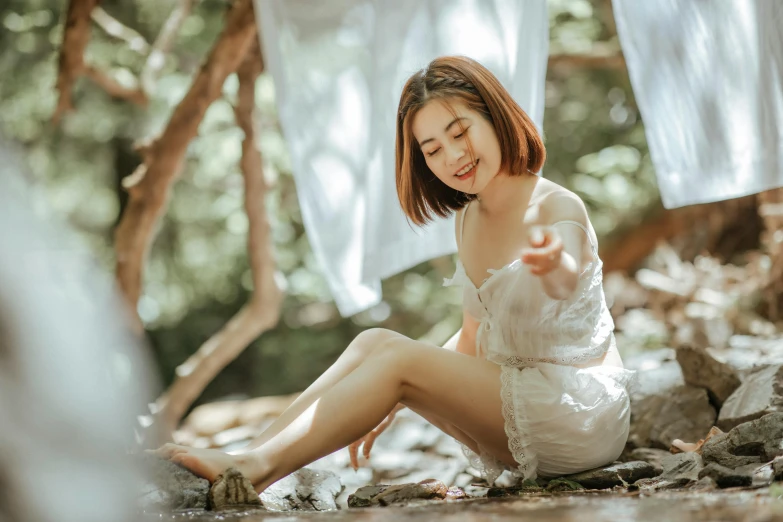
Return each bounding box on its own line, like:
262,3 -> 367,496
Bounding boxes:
758,187 -> 783,319
53,0 -> 102,123
113,0 -> 257,330
153,38 -> 284,438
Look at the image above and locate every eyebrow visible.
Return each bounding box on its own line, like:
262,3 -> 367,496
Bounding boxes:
418,117 -> 469,147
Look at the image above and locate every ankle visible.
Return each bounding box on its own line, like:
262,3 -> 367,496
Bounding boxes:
235,450 -> 275,485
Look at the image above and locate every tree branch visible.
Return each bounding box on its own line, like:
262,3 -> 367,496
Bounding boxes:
154,38 -> 282,437
91,6 -> 150,53
84,65 -> 148,105
114,0 -> 258,328
141,0 -> 198,94
53,0 -> 102,123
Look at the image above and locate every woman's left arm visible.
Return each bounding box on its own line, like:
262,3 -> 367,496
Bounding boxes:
520,192 -> 589,300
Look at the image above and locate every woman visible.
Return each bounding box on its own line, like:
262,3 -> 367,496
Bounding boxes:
155,56 -> 633,490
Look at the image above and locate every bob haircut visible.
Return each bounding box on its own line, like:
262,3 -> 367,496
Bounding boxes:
395,55 -> 546,226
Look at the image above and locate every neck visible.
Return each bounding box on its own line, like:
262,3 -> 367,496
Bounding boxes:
476,173 -> 538,216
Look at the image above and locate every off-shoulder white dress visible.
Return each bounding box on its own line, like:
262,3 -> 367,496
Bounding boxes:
444,208 -> 634,483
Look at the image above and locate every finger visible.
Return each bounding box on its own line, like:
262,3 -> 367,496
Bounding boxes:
349,441 -> 360,470
363,433 -> 379,459
363,440 -> 373,460
521,249 -> 552,266
528,226 -> 547,248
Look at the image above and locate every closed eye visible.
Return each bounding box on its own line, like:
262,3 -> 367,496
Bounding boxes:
426,148 -> 441,157
454,126 -> 470,139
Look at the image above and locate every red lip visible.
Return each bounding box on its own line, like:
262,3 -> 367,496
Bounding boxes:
453,161 -> 476,177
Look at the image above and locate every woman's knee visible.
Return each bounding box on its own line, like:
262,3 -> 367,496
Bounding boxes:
348,328 -> 399,360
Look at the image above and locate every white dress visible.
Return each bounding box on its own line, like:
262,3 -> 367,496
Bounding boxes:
444,211 -> 634,483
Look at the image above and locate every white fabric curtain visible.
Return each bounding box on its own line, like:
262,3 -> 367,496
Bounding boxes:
255,0 -> 548,316
613,0 -> 783,209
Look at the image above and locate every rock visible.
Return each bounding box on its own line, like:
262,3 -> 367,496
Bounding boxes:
633,452 -> 704,491
773,456 -> 783,480
623,448 -> 671,474
260,468 -> 342,511
739,462 -> 775,487
676,346 -> 741,407
629,385 -> 717,449
710,337 -> 783,381
565,461 -> 659,489
624,349 -> 683,397
137,455 -> 210,512
347,485 -> 387,508
347,479 -> 448,507
702,412 -> 783,469
718,365 -> 783,430
698,463 -> 752,489
545,478 -> 584,492
208,468 -> 262,511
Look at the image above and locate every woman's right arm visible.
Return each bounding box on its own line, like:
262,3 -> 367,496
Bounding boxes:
443,309 -> 479,357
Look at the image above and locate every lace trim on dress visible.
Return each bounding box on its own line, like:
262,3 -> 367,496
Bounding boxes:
487,336 -> 613,368
500,366 -> 538,480
459,443 -> 506,484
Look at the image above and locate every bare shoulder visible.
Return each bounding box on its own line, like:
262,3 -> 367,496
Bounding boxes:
535,182 -> 589,227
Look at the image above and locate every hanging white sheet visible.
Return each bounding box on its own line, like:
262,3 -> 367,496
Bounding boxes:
613,0 -> 783,209
256,0 -> 548,316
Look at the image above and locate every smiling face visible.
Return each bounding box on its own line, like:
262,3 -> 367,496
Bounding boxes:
411,99 -> 503,196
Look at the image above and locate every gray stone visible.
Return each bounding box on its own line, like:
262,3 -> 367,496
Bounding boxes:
624,448 -> 671,474
737,462 -> 775,487
718,365 -> 783,431
260,468 -> 343,512
633,453 -> 705,491
676,346 -> 741,407
698,463 -> 752,489
208,468 -> 262,511
773,456 -> 783,480
629,385 -> 717,449
702,412 -> 783,469
545,478 -> 584,492
348,479 -> 448,508
625,350 -> 683,400
565,461 -> 659,489
137,455 -> 210,512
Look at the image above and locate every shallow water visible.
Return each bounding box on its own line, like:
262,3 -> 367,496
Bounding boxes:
145,489 -> 783,522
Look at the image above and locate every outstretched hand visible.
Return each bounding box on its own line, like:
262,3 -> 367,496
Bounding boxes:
348,403 -> 404,470
520,226 -> 564,276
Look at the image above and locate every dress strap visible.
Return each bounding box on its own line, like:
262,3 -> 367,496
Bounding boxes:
552,220 -> 598,257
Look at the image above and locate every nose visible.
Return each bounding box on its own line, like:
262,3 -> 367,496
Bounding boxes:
445,142 -> 466,166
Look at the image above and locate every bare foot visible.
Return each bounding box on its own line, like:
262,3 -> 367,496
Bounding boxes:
152,443 -> 262,486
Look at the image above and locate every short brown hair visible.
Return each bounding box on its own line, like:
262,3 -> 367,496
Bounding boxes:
395,56 -> 546,226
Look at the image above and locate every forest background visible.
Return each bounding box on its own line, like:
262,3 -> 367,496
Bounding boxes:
1,0 -> 768,434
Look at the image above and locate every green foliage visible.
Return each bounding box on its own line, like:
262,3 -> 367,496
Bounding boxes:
0,0 -> 661,405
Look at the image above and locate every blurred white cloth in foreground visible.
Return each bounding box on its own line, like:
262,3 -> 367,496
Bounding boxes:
0,140 -> 158,522
613,0 -> 783,208
255,0 -> 548,315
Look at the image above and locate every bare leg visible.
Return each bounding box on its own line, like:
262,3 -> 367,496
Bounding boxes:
157,335 -> 512,492
235,329 -> 401,452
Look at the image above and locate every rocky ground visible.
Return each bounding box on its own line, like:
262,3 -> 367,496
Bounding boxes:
138,246 -> 783,520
